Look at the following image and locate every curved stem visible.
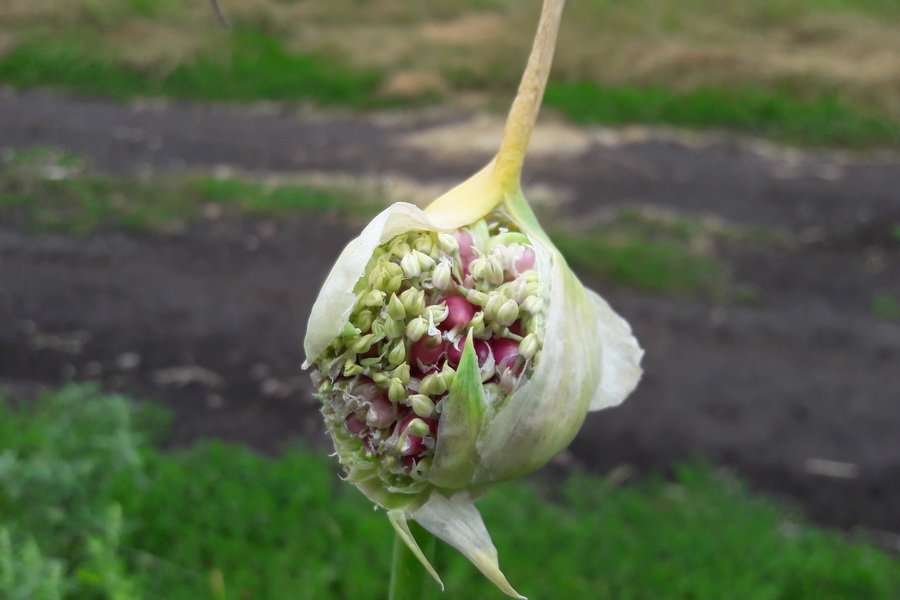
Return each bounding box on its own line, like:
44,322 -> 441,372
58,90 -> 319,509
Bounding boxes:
492,0 -> 567,192
388,523 -> 438,600
423,0 -> 567,228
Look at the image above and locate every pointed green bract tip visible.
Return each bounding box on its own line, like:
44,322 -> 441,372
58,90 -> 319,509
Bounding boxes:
427,335 -> 488,490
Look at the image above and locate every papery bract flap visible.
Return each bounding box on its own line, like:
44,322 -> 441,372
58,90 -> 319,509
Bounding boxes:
586,289 -> 644,411
303,202 -> 456,368
413,492 -> 524,599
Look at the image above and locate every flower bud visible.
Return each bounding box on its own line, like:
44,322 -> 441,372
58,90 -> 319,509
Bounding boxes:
363,289 -> 386,308
349,334 -> 375,354
432,260 -> 453,291
465,289 -> 488,307
388,340 -> 406,366
483,255 -> 505,285
342,361 -> 363,377
384,274 -> 403,294
438,232 -> 458,254
414,234 -> 435,256
392,363 -> 411,386
468,256 -> 486,281
526,282 -> 544,297
406,418 -> 431,437
496,298 -> 520,327
367,262 -> 386,289
468,311 -> 487,337
519,333 -> 540,359
389,378 -> 406,403
338,322 -> 361,339
414,250 -> 436,271
521,295 -> 544,315
401,252 -> 422,278
390,239 -> 411,258
387,294 -> 406,321
400,288 -> 425,316
354,310 -> 374,333
383,317 -> 403,340
501,277 -> 528,304
410,394 -> 436,418
383,261 -> 404,281
483,292 -> 506,321
360,356 -> 381,367
440,362 -> 456,389
405,317 -> 428,342
424,303 -> 449,326
418,372 -> 447,397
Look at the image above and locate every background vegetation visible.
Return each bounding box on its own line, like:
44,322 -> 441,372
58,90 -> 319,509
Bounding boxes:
2,385 -> 898,600
1,145 -> 772,301
1,0 -> 900,145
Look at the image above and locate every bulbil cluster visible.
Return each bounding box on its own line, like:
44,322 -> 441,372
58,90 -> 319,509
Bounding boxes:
311,211 -> 547,494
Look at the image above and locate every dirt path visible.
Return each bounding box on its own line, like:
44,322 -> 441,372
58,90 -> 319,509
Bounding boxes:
1,90 -> 899,539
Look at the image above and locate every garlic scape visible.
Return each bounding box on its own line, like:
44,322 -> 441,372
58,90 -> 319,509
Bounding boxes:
302,0 -> 643,597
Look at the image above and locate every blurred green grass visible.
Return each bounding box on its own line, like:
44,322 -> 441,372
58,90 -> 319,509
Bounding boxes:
2,384 -> 899,599
552,232 -> 724,299
0,147 -> 383,235
543,83 -> 900,147
1,146 -> 767,299
872,293 -> 900,321
0,32 -> 399,108
1,0 -> 900,146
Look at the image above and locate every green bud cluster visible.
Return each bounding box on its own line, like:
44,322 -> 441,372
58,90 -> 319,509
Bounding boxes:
312,210 -> 548,494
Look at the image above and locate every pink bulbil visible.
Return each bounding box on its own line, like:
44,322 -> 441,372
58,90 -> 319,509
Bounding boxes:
508,320 -> 523,336
455,229 -> 477,275
396,413 -> 438,456
352,379 -> 380,402
515,246 -> 536,273
345,413 -> 367,434
447,336 -> 491,367
366,394 -> 396,429
440,296 -> 477,332
455,230 -> 476,260
411,335 -> 447,367
491,337 -> 520,371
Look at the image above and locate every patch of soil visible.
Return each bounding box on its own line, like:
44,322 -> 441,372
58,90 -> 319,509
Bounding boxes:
1,90 -> 899,541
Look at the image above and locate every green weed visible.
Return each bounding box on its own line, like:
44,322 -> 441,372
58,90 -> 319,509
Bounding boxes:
3,1 -> 900,146
2,384 -> 899,599
554,231 -> 724,298
0,149 -> 382,234
0,384 -> 165,599
548,210 -> 754,299
872,294 -> 900,321
544,82 -> 900,147
0,31 -> 397,107
195,177 -> 368,215
0,529 -> 65,600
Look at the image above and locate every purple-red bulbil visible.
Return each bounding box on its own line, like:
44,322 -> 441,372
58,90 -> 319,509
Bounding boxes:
440,296 -> 477,332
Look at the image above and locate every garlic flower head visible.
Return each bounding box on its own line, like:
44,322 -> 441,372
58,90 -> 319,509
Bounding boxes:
302,0 -> 642,597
